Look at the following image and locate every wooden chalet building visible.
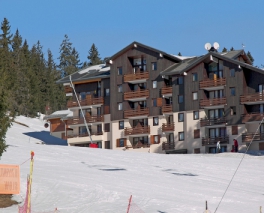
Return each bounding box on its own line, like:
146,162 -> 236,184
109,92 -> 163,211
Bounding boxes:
55,42 -> 264,153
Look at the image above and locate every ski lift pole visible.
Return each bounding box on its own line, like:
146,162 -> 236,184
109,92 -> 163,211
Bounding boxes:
27,151 -> 34,213
69,75 -> 93,143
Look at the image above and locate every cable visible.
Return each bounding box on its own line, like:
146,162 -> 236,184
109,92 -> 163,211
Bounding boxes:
214,116 -> 264,212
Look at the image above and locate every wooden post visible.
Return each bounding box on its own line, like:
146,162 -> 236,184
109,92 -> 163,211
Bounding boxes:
126,195 -> 132,213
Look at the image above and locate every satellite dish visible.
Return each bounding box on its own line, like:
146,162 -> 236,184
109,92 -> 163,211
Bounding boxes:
204,43 -> 211,50
213,42 -> 220,50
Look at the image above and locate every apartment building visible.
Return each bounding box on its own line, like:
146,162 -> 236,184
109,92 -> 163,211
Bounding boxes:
56,42 -> 264,153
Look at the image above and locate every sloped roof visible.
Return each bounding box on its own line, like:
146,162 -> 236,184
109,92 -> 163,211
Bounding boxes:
106,41 -> 182,63
56,64 -> 110,84
161,50 -> 261,76
43,110 -> 73,120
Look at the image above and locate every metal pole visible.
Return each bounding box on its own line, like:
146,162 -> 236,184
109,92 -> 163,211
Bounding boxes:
69,75 -> 93,143
126,195 -> 132,213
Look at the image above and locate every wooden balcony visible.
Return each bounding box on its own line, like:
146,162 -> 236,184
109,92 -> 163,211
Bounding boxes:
200,98 -> 226,108
132,142 -> 150,149
124,89 -> 149,100
162,141 -> 175,150
162,123 -> 175,132
67,97 -> 104,108
161,86 -> 172,96
67,115 -> 104,125
124,126 -> 150,136
124,108 -> 149,118
66,131 -> 103,139
199,78 -> 226,89
162,104 -> 173,114
202,136 -> 229,146
200,117 -> 226,127
242,132 -> 264,142
124,71 -> 149,82
64,85 -> 72,93
240,93 -> 264,104
242,113 -> 264,123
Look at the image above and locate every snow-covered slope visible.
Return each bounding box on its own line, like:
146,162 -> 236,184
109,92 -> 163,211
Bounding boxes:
1,116 -> 264,213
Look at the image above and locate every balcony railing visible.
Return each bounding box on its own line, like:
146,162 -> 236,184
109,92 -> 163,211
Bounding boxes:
161,86 -> 172,95
66,131 -> 103,139
202,136 -> 229,146
162,104 -> 173,114
162,123 -> 175,132
242,112 -> 264,123
67,97 -> 104,108
64,85 -> 72,93
124,89 -> 149,100
67,115 -> 104,125
124,125 -> 150,136
200,117 -> 226,127
242,132 -> 264,142
200,98 -> 226,108
124,108 -> 149,118
199,78 -> 226,89
162,141 -> 175,150
132,142 -> 150,149
124,71 -> 149,82
240,93 -> 264,104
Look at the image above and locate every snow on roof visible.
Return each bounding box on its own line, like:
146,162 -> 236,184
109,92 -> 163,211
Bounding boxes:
171,55 -> 195,60
43,110 -> 73,120
78,64 -> 109,74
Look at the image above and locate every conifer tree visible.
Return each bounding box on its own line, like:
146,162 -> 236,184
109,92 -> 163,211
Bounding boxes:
222,47 -> 227,52
178,52 -> 182,56
230,47 -> 234,51
87,43 -> 102,65
58,34 -> 81,77
247,51 -> 254,64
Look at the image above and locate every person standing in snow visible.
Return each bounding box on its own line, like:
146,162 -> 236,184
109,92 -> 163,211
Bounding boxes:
216,141 -> 221,153
233,139 -> 238,152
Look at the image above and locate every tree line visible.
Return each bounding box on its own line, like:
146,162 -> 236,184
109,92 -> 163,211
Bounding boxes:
0,18 -> 103,157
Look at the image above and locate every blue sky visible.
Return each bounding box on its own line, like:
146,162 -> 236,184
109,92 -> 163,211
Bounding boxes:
1,0 -> 264,66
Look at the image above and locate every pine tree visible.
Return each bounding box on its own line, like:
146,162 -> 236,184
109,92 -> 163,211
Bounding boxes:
222,47 -> 227,52
247,51 -> 254,64
87,43 -> 102,65
58,34 -> 81,77
178,52 -> 182,56
230,47 -> 234,51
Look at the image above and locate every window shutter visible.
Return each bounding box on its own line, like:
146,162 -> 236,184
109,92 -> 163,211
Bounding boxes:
232,126 -> 238,135
194,129 -> 200,138
150,135 -> 154,144
259,142 -> 264,150
124,139 -> 127,147
157,98 -> 163,107
104,123 -> 110,132
116,139 -> 120,147
104,106 -> 110,114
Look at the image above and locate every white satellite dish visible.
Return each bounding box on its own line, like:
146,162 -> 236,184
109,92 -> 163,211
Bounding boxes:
213,42 -> 220,50
204,43 -> 211,50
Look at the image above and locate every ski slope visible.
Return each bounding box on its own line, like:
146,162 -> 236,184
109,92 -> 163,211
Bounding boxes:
1,116 -> 264,213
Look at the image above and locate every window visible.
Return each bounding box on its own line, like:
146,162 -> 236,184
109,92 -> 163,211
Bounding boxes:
152,62 -> 157,71
118,103 -> 122,110
105,141 -> 110,149
193,111 -> 199,120
118,85 -> 122,93
179,132 -> 184,141
194,129 -> 200,138
105,88 -> 110,96
178,76 -> 183,85
104,123 -> 110,132
97,81 -> 101,88
230,106 -> 236,115
230,87 -> 236,96
119,138 -> 125,147
192,73 -> 198,81
153,117 -> 159,126
153,135 -> 159,144
230,69 -> 235,77
153,99 -> 157,107
153,81 -> 157,88
178,113 -> 184,122
193,92 -> 198,100
117,67 -> 122,75
178,95 -> 184,103
119,121 -> 124,129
